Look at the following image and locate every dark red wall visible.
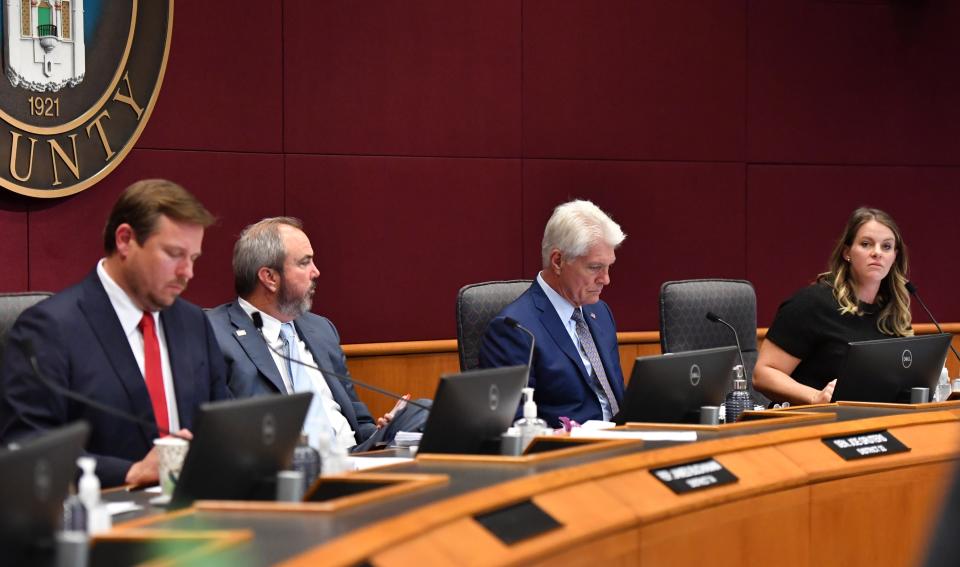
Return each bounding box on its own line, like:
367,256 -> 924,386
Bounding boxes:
1,1 -> 958,343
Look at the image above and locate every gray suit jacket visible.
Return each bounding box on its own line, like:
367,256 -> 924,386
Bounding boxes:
206,302 -> 377,445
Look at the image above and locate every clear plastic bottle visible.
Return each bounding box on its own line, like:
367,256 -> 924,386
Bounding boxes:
934,367 -> 952,402
513,387 -> 549,451
77,457 -> 111,534
724,366 -> 754,424
62,491 -> 86,532
291,433 -> 321,494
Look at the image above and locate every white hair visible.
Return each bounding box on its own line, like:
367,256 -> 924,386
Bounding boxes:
541,199 -> 626,268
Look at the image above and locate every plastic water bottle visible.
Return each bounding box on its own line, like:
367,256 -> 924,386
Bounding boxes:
513,387 -> 549,451
291,434 -> 321,494
724,365 -> 754,424
934,367 -> 952,402
62,492 -> 86,532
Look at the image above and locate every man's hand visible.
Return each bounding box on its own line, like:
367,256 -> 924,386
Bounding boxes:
376,394 -> 410,429
125,429 -> 193,487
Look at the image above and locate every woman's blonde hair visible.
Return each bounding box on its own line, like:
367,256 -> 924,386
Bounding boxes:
817,207 -> 912,337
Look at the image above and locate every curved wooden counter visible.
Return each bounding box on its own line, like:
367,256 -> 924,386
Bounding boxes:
276,407 -> 960,567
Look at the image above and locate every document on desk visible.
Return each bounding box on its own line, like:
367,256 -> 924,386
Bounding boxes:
570,428 -> 698,442
346,456 -> 415,471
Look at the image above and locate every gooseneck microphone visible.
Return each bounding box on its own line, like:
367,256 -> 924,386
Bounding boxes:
250,312 -> 429,411
503,317 -> 536,386
705,311 -> 747,371
905,281 -> 960,364
17,339 -> 189,440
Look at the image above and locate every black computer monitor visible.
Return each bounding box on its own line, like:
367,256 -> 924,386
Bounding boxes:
614,346 -> 739,424
832,333 -> 952,403
417,365 -> 527,455
170,393 -> 311,509
0,422 -> 89,562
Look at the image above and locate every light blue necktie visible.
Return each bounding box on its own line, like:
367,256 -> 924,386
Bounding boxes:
280,323 -> 335,445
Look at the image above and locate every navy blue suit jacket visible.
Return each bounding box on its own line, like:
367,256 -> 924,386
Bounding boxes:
206,302 -> 377,446
0,270 -> 230,487
478,281 -> 625,427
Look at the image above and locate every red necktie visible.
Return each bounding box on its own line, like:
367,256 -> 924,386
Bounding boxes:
139,312 -> 169,434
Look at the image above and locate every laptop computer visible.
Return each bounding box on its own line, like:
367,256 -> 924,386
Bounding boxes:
170,393 -> 311,509
614,346 -> 739,424
0,422 -> 89,562
832,333 -> 952,403
417,365 -> 527,455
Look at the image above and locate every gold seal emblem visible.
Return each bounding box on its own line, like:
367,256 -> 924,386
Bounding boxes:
0,0 -> 172,198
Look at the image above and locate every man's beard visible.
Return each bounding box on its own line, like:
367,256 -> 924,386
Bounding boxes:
277,281 -> 315,319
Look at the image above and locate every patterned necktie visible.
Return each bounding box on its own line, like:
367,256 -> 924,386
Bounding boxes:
279,323 -> 334,443
138,312 -> 169,434
571,308 -> 620,416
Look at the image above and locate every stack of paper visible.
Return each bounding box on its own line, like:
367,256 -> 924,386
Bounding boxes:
393,431 -> 422,447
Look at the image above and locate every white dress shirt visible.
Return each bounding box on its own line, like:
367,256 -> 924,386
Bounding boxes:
96,259 -> 180,431
237,298 -> 357,450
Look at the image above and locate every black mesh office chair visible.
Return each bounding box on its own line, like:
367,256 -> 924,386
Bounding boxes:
456,280 -> 532,371
659,279 -> 769,406
0,292 -> 53,367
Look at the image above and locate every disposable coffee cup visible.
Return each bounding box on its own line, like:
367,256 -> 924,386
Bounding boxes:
699,406 -> 720,425
154,437 -> 189,497
910,387 -> 930,404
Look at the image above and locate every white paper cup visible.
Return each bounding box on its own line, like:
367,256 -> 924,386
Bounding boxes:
154,437 -> 189,497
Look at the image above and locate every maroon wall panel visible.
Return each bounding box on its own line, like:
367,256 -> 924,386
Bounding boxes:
28,150 -> 284,308
747,165 -> 960,326
5,2 -> 960,343
136,1 -> 283,152
523,160 -> 746,331
284,1 -> 521,157
0,196 -> 28,292
523,0 -> 746,160
749,1 -> 960,165
285,155 -> 521,343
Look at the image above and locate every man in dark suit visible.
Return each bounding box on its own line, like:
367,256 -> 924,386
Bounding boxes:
479,200 -> 626,427
0,180 -> 229,487
207,217 -> 427,452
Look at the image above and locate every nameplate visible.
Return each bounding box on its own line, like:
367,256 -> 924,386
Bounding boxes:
821,430 -> 910,461
650,458 -> 738,495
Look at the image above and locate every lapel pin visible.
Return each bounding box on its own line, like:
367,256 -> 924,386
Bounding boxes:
590,312 -> 596,319
236,329 -> 247,337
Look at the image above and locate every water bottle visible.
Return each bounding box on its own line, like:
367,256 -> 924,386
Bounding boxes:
291,434 -> 321,494
724,365 -> 754,424
934,367 -> 952,402
62,492 -> 86,532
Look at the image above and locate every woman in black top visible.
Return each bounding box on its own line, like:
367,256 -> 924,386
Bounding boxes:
754,208 -> 913,405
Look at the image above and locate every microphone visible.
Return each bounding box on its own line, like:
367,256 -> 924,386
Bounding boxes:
705,311 -> 747,372
503,317 -> 535,386
16,339 -> 188,440
905,281 -> 960,364
250,312 -> 429,411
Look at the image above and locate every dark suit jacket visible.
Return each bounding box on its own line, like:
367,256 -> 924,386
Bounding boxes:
0,270 -> 230,487
478,281 -> 624,427
206,302 -> 377,446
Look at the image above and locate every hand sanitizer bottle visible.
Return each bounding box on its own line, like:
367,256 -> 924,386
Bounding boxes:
77,457 -> 111,534
513,387 -> 549,451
